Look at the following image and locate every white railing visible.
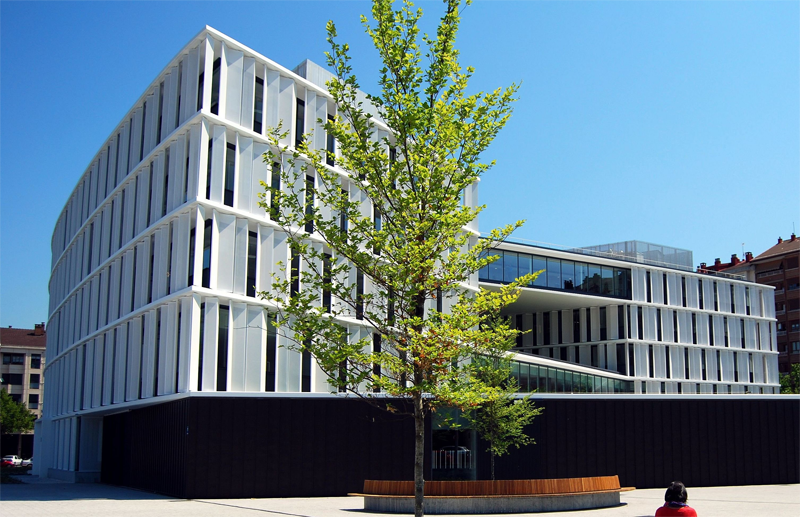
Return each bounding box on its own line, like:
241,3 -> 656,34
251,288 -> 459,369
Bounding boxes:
432,449 -> 473,470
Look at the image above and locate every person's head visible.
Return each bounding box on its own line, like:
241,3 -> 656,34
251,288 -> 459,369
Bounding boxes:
664,481 -> 688,503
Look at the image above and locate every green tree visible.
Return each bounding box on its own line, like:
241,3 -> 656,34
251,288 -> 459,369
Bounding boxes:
0,389 -> 35,456
259,1 -> 530,515
466,353 -> 543,481
779,363 -> 800,394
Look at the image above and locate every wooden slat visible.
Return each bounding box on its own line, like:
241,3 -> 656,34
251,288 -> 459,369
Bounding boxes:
362,476 -> 623,496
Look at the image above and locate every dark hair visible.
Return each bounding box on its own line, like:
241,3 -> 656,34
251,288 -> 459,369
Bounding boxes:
664,481 -> 688,503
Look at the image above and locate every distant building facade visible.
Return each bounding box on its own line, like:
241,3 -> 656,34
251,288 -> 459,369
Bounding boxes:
0,324 -> 46,419
699,234 -> 800,373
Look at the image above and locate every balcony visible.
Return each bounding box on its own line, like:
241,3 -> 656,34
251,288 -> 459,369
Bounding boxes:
757,270 -> 782,279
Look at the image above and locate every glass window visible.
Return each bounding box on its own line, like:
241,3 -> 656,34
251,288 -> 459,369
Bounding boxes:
518,363 -> 529,392
30,354 -> 41,369
247,231 -> 257,297
202,219 -> 212,288
210,57 -> 221,115
574,263 -> 588,292
253,77 -> 264,134
224,142 -> 235,207
217,305 -> 230,391
503,251 -> 518,283
547,258 -> 561,288
601,267 -> 614,295
295,98 -> 305,148
265,313 -> 277,391
548,367 -> 557,392
3,353 -> 24,365
327,114 -> 336,166
488,251 -> 503,282
556,369 -> 565,392
532,256 -> 547,286
563,371 -> 573,393
561,260 -> 575,290
28,394 -> 39,410
588,265 -> 601,293
518,254 -> 532,281
29,374 -> 40,389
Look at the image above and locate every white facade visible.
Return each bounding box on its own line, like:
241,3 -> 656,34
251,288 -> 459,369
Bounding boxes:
488,241 -> 780,395
40,26 -> 479,480
40,27 -> 778,482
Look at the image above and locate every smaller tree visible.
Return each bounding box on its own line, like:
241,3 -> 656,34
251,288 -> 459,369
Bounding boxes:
466,349 -> 543,481
0,389 -> 36,456
780,364 -> 800,394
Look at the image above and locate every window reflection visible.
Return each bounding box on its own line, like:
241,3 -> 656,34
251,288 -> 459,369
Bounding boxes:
508,358 -> 634,394
479,250 -> 632,300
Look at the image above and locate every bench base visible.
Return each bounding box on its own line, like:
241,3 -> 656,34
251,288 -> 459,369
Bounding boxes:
361,491 -> 621,514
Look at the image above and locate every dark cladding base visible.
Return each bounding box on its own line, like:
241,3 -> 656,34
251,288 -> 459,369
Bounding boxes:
362,491 -> 621,514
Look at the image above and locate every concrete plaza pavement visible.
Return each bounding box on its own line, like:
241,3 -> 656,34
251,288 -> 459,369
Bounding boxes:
1,476 -> 798,517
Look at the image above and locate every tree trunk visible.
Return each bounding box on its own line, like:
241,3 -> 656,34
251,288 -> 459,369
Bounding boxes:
413,392 -> 425,517
490,451 -> 495,481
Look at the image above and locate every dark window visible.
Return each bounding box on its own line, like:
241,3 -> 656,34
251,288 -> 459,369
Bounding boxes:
3,353 -> 25,364
599,307 -> 607,341
663,274 -> 668,305
740,319 -> 745,347
637,307 -> 643,340
206,138 -> 213,200
701,349 -> 707,380
573,309 -> 581,343
326,114 -> 335,166
673,311 -> 678,343
557,311 -> 563,344
665,347 -> 671,378
147,163 -> 154,227
295,98 -> 305,148
709,316 -> 715,346
698,279 -> 704,309
304,175 -> 314,233
373,204 -> 382,255
30,354 -> 41,369
265,313 -> 277,391
157,81 -> 164,143
162,148 -> 170,217
339,188 -> 349,234
246,231 -> 257,297
1,373 -> 22,385
616,343 -> 626,375
656,308 -> 662,341
322,254 -> 332,312
692,313 -> 697,344
681,277 -> 687,307
224,142 -> 235,207
745,287 -> 751,315
646,271 -> 652,303
188,227 -> 196,285
28,394 -> 39,410
29,374 -> 40,389
253,77 -> 264,134
586,309 -> 592,342
197,71 -> 204,112
618,305 -> 625,339
730,284 -> 736,313
148,234 -> 155,304
516,314 -> 524,347
290,248 -> 301,296
270,162 -> 280,220
140,101 -> 147,162
356,269 -> 365,320
175,61 -> 183,129
714,281 -> 719,311
202,219 -> 212,288
543,312 -> 551,345
302,344 -> 312,392
217,305 -> 229,391
372,334 -> 382,392
648,345 -> 654,378
723,317 -> 729,347
733,352 -> 739,382
210,58 -> 221,115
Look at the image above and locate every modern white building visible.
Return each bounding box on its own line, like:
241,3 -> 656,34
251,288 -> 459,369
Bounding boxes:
486,240 -> 780,396
39,26 -> 781,487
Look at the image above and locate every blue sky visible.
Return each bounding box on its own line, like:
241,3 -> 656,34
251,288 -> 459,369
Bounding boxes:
1,0 -> 798,329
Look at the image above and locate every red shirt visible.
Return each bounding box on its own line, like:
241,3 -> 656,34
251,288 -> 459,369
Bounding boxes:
655,503 -> 698,516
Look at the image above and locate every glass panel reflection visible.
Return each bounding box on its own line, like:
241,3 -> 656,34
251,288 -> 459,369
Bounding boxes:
561,260 -> 575,290
504,251 -> 518,283
532,256 -> 547,286
547,258 -> 561,288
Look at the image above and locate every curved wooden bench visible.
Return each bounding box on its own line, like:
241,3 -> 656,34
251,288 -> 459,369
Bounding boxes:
352,476 -> 633,514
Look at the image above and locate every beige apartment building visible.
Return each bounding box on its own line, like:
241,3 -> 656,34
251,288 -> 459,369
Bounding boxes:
0,323 -> 46,419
